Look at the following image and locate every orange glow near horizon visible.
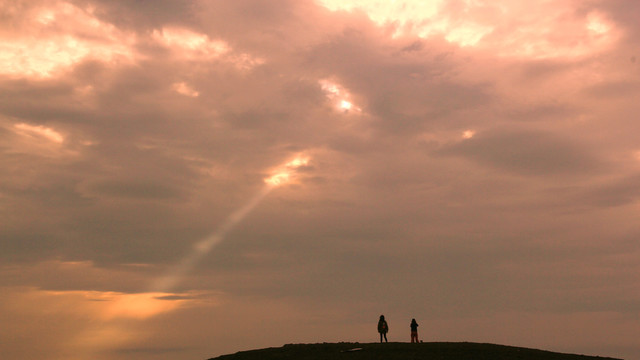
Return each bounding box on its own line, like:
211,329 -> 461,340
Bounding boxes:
102,292 -> 185,320
35,289 -> 188,320
4,286 -> 204,358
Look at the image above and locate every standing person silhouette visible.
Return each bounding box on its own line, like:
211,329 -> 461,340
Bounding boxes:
410,318 -> 419,343
378,315 -> 389,343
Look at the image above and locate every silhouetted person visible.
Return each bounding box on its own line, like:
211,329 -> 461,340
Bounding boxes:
378,315 -> 389,343
410,318 -> 419,343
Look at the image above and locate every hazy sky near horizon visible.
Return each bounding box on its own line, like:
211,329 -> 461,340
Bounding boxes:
1,1 -> 640,359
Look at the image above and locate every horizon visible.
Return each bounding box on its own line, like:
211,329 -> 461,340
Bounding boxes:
1,1 -> 640,360
206,341 -> 624,360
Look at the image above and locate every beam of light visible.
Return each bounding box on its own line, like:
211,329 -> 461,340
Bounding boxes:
149,185 -> 273,293
150,154 -> 310,293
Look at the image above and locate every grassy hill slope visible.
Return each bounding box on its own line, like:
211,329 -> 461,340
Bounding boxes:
208,342 -> 622,360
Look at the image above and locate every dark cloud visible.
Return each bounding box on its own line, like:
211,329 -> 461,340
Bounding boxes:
304,29 -> 491,133
582,173 -> 640,207
71,0 -> 198,31
596,0 -> 640,43
437,129 -> 601,176
505,102 -> 577,122
584,80 -> 640,99
87,179 -> 183,200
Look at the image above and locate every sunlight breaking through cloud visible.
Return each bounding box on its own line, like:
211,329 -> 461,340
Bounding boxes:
153,27 -> 230,59
151,154 -> 311,293
320,80 -> 362,113
264,154 -> 311,186
0,2 -> 136,78
152,26 -> 265,70
13,123 -> 65,143
462,130 -> 476,139
172,82 -> 200,97
317,0 -> 621,57
3,1 -> 640,359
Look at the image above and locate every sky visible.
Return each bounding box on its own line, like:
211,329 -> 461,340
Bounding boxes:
1,1 -> 640,359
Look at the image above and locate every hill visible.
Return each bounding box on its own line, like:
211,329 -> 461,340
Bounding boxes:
208,342 -> 622,360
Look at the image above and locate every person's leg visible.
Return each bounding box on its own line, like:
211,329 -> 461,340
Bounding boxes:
380,333 -> 383,343
384,333 -> 388,342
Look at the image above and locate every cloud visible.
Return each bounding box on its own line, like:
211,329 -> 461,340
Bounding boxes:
2,1 -> 640,360
86,179 -> 183,200
0,1 -> 137,78
317,0 -> 621,58
437,129 -> 601,176
582,173 -> 640,207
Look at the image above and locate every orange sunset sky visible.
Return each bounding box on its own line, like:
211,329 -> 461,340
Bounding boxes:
1,1 -> 640,360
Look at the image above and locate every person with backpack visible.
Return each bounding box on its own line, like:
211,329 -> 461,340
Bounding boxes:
410,318 -> 419,343
378,315 -> 389,343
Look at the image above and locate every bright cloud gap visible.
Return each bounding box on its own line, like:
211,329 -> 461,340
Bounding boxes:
264,155 -> 310,186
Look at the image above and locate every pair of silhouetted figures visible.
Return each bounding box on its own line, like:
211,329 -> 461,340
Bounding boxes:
377,315 -> 420,343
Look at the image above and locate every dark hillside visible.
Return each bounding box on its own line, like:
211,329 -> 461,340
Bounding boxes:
208,342 -> 622,360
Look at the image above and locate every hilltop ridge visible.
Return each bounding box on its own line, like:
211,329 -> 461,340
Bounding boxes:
208,342 -> 623,360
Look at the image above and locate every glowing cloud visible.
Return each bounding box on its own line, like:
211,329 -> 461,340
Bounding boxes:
318,0 -> 441,26
587,11 -> 612,35
462,130 -> 476,139
317,0 -> 620,58
316,0 -> 488,45
31,289 -> 186,321
153,27 -> 230,59
340,99 -> 354,111
264,155 -> 311,186
13,123 -> 65,143
0,2 -> 136,78
172,82 -> 200,97
101,292 -> 185,320
320,80 -> 362,113
153,27 -> 264,70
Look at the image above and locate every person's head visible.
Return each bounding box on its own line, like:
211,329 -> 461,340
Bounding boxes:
411,318 -> 417,324
379,315 -> 385,321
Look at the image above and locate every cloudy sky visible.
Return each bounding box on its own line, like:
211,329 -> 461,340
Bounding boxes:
1,1 -> 640,359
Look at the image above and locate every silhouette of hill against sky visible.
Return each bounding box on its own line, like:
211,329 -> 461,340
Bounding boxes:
208,342 -> 623,360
